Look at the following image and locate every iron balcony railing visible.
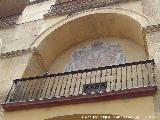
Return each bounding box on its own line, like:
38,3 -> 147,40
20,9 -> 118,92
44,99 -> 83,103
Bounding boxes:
3,59 -> 156,105
47,0 -> 138,16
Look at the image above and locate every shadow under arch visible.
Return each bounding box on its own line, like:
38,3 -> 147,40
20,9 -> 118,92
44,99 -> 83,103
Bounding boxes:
28,9 -> 151,72
45,114 -> 134,120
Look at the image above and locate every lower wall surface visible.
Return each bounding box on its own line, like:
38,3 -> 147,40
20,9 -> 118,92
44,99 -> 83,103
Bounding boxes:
4,96 -> 155,120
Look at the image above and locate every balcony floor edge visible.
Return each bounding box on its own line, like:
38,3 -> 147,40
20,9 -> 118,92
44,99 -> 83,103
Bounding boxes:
1,86 -> 157,111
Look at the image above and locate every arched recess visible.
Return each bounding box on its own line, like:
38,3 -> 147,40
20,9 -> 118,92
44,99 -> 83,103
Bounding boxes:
45,114 -> 133,120
28,8 -> 152,75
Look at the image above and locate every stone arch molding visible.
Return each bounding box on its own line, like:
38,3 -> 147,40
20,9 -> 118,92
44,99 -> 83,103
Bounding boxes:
30,7 -> 152,70
31,7 -> 152,48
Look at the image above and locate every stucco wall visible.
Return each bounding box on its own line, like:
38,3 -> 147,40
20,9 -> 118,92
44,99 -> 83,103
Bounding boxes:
142,0 -> 160,17
22,54 -> 44,77
0,0 -> 144,53
0,0 -> 160,120
145,31 -> 160,117
4,96 -> 155,120
0,54 -> 32,99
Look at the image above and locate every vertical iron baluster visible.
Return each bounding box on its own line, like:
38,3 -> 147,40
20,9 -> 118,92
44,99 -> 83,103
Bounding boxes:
28,79 -> 38,101
151,61 -> 156,85
73,73 -> 78,96
58,75 -> 65,97
126,65 -> 128,89
110,68 -> 112,91
105,68 -> 108,82
105,68 -> 108,92
13,81 -> 22,101
44,77 -> 52,99
136,63 -> 139,87
83,72 -> 88,94
30,78 -> 39,100
99,69 -> 103,93
23,80 -> 33,101
100,69 -> 102,83
19,80 -> 30,101
78,72 -> 83,95
120,66 -> 123,90
35,78 -> 45,100
115,66 -> 117,90
131,65 -> 133,88
145,61 -> 150,86
48,76 -> 56,99
84,71 -> 87,85
5,82 -> 15,103
93,70 -> 98,94
141,63 -> 144,87
94,70 -> 97,84
68,73 -> 74,96
63,74 -> 69,97
38,77 -> 47,100
54,75 -> 61,98
21,80 -> 30,101
14,81 -> 24,101
89,71 -> 92,84
25,80 -> 34,101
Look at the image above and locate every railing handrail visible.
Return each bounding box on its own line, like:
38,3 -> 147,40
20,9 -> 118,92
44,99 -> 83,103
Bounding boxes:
14,59 -> 155,82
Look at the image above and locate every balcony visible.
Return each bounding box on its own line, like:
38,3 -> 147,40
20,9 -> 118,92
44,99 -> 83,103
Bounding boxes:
46,0 -> 137,16
1,60 -> 157,111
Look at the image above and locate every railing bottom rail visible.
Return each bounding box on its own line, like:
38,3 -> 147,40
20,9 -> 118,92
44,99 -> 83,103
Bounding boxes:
1,85 -> 157,111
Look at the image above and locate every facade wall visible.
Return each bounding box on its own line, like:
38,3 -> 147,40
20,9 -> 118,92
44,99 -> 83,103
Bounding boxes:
0,0 -> 160,120
4,96 -> 154,120
0,0 -> 143,53
0,54 -> 32,99
145,30 -> 160,117
142,0 -> 160,17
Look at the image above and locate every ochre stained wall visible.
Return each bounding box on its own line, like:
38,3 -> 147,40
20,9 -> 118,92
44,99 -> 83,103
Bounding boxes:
4,96 -> 154,120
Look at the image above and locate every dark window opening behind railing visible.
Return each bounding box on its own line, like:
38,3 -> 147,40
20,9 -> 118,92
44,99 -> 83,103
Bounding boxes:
3,59 -> 156,104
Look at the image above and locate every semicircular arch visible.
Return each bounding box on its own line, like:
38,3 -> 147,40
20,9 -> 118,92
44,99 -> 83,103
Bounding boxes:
30,8 -> 151,70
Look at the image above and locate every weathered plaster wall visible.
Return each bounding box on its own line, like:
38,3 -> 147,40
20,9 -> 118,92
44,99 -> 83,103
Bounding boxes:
4,96 -> 155,120
0,1 -> 144,53
22,54 -> 44,78
0,21 -> 44,52
49,37 -> 147,73
0,1 -> 160,120
142,0 -> 160,17
145,30 -> 160,117
16,0 -> 56,24
0,54 -> 32,99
